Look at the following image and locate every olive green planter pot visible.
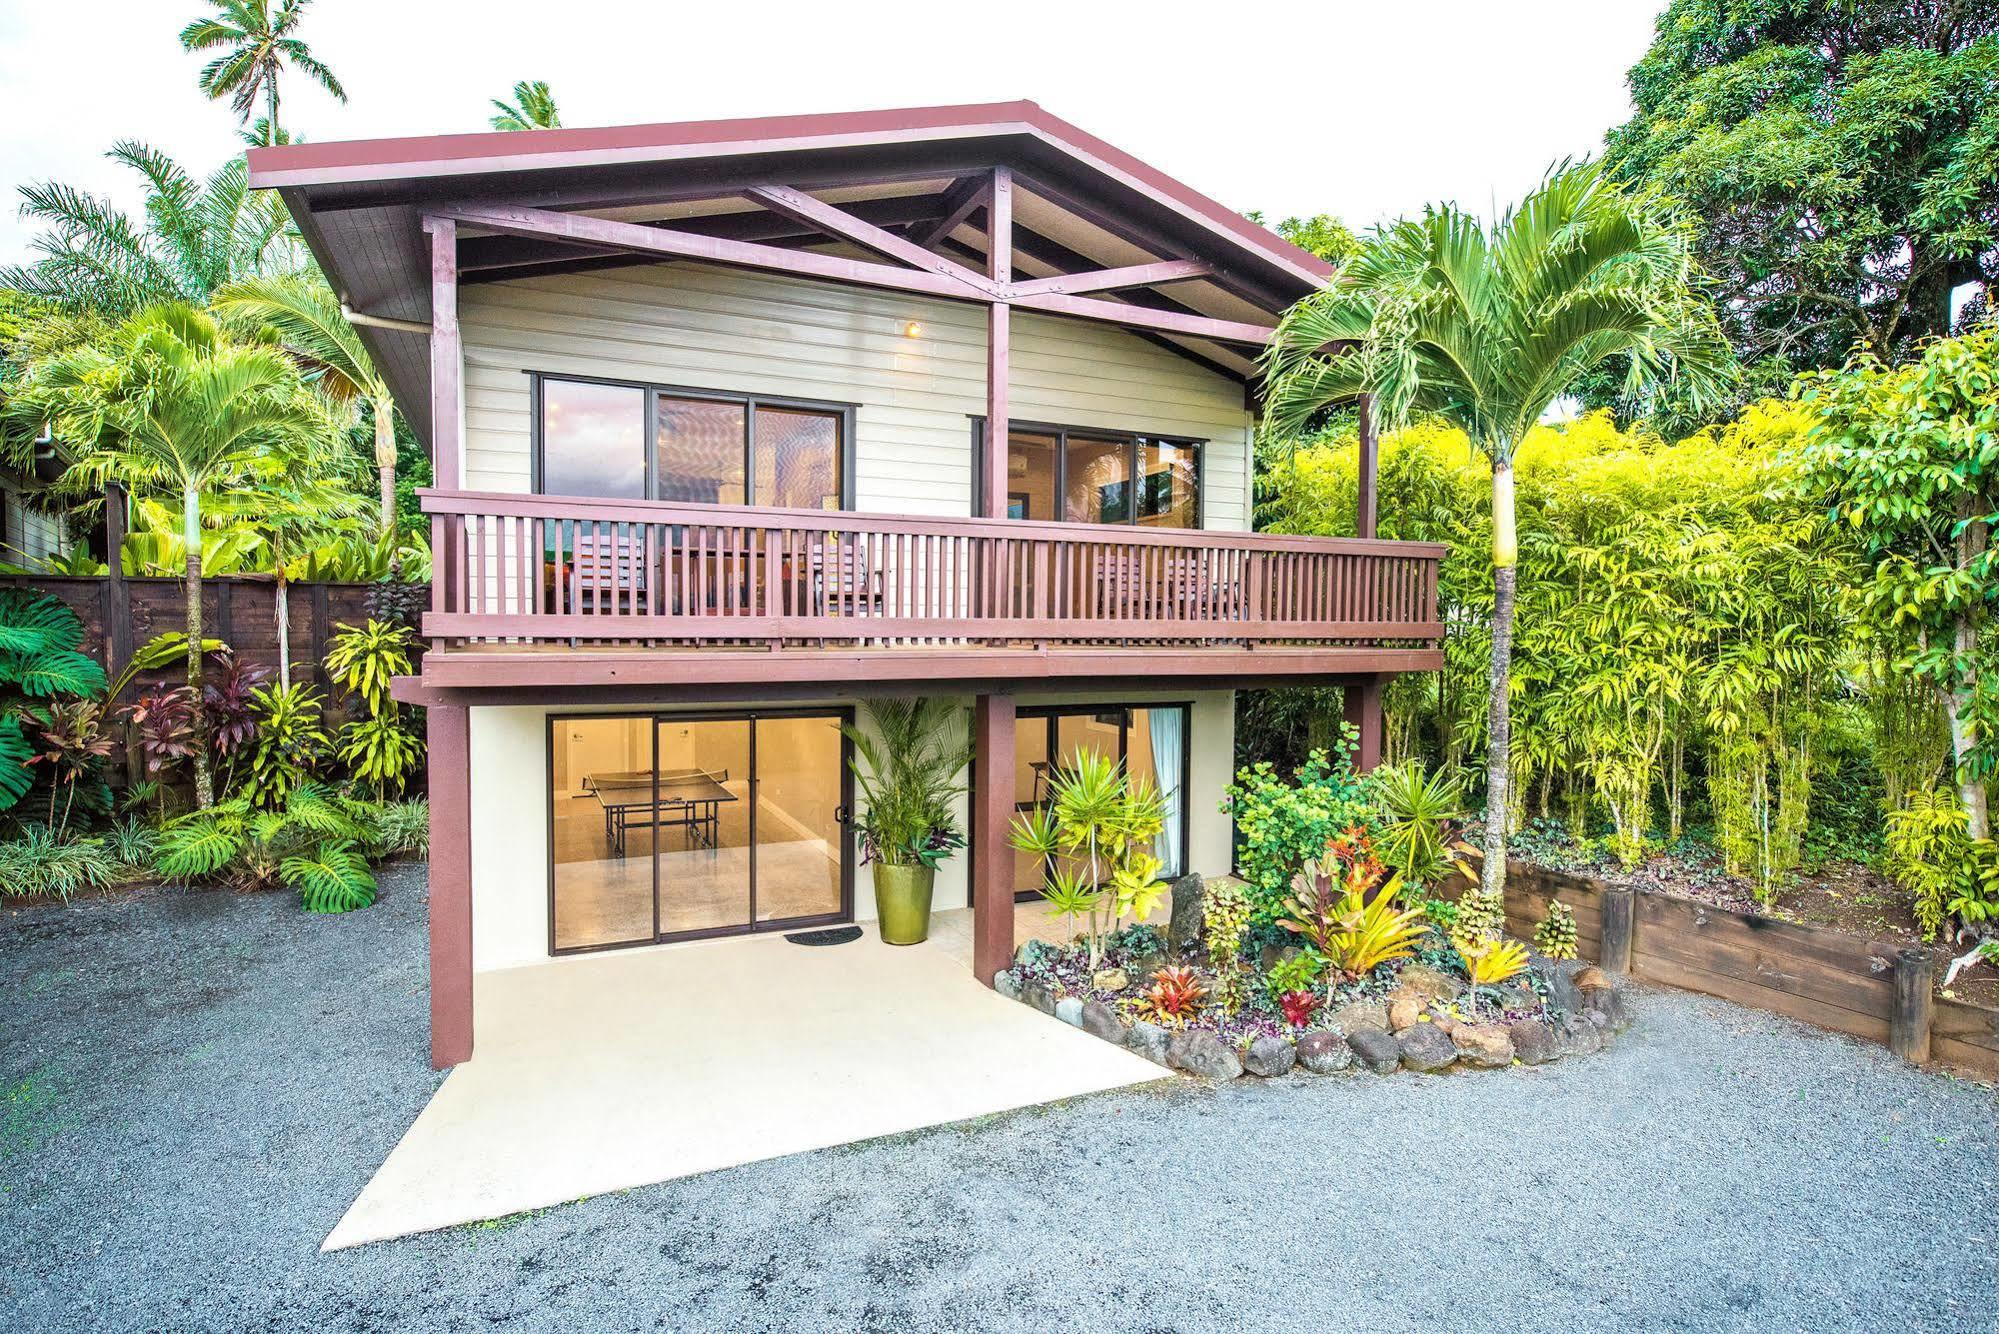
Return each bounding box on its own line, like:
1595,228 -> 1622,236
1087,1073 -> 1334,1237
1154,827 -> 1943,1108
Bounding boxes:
872,863 -> 936,945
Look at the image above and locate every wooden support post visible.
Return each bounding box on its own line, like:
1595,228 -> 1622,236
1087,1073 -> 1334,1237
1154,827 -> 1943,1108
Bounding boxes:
1599,885 -> 1635,976
983,167 -> 1013,520
1341,675 -> 1385,771
103,481 -> 131,676
426,216 -> 462,627
971,693 -> 1017,986
1890,948 -> 1934,1064
427,702 -> 474,1068
1356,392 -> 1378,540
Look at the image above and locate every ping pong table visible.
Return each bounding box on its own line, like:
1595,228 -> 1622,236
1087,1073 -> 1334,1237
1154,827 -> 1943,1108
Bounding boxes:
582,769 -> 738,857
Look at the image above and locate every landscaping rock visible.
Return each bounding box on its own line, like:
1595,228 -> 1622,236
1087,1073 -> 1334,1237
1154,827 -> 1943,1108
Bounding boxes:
1259,942 -> 1301,972
1167,874 -> 1206,952
1452,1023 -> 1516,1067
994,970 -> 1019,1000
1385,987 -> 1427,1033
1125,953 -> 1167,984
1346,1024 -> 1401,1074
1296,1031 -> 1353,1074
1555,1014 -> 1603,1058
1166,1028 -> 1243,1080
1396,1022 -> 1459,1072
1326,999 -> 1389,1035
1396,962 -> 1465,1002
1507,1018 -> 1560,1065
1125,1021 -> 1172,1066
1491,982 -> 1540,1014
1585,983 -> 1630,1032
1529,955 -> 1589,1013
1080,1000 -> 1127,1044
1092,968 -> 1130,993
1055,997 -> 1084,1027
1019,979 -> 1058,1016
1243,1035 -> 1297,1078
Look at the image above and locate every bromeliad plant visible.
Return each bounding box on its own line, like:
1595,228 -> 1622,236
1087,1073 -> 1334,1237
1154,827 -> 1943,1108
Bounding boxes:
1277,847 -> 1428,1006
1456,935 -> 1532,1018
1010,748 -> 1167,971
1133,965 -> 1207,1028
842,697 -> 969,870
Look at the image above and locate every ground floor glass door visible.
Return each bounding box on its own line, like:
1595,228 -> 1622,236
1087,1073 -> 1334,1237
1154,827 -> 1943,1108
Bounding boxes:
1010,704 -> 1189,898
551,710 -> 851,953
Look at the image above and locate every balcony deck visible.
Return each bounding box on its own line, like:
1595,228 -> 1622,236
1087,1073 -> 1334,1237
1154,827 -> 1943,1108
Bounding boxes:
413,490 -> 1445,696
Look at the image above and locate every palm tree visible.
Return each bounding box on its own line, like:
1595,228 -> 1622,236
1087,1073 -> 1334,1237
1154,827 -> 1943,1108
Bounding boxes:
180,0 -> 346,145
27,306 -> 324,806
489,81 -> 562,131
213,274 -> 400,539
0,142 -> 305,317
1262,161 -> 1732,898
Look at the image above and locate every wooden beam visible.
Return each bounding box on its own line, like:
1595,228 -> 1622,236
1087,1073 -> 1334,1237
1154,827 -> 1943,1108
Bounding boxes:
432,203 -> 993,304
1007,259 -> 1210,297
972,693 -> 1017,985
909,173 -> 989,249
743,184 -> 1003,297
985,168 -> 1012,520
1010,288 -> 1275,345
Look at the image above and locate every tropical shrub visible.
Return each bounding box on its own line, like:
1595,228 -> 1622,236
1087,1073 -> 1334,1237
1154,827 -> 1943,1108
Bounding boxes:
119,683 -> 199,786
324,619 -> 413,715
374,798 -> 430,858
1454,887 -> 1505,943
336,712 -> 423,798
1264,948 -> 1325,1002
1534,901 -> 1580,961
0,826 -> 118,900
1277,849 -> 1427,1002
1201,878 -> 1252,1014
153,781 -> 381,912
1369,761 -> 1470,887
241,683 -> 330,808
1222,745 -> 1371,921
23,698 -> 115,835
0,590 -> 108,816
1011,749 -> 1166,970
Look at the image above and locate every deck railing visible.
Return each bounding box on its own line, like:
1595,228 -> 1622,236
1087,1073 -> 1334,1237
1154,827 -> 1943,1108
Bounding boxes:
420,489 -> 1445,652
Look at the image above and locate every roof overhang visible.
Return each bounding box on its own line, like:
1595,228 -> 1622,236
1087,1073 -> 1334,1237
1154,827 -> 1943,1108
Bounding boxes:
250,101 -> 1330,446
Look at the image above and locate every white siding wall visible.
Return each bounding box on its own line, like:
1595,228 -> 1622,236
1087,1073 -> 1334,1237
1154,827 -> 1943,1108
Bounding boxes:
458,262 -> 1254,528
1,482 -> 65,563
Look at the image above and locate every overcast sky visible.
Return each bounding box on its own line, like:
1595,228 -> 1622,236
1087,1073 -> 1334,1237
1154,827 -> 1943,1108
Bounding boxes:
0,0 -> 1664,267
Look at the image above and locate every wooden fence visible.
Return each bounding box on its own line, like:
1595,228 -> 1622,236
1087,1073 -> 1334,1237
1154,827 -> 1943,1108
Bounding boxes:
1496,861 -> 1999,1081
2,574 -> 383,703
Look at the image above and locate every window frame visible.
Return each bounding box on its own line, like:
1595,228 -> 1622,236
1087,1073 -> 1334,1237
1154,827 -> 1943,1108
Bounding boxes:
529,371 -> 858,510
971,417 -> 1206,528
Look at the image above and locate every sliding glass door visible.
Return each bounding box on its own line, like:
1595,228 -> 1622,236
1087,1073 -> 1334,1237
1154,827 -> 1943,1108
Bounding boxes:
549,710 -> 852,954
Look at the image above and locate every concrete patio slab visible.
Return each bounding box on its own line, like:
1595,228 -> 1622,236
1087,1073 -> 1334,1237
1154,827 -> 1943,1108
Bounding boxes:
323,926 -> 1163,1249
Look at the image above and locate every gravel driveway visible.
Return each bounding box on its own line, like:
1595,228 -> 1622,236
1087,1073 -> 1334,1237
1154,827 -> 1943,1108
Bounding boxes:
4,866 -> 1994,1332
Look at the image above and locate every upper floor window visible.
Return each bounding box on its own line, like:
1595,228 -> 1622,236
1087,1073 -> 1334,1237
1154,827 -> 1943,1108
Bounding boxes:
535,374 -> 852,510
992,422 -> 1202,528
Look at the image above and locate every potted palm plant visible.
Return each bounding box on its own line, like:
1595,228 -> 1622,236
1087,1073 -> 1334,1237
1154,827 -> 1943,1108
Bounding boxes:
843,698 -> 969,944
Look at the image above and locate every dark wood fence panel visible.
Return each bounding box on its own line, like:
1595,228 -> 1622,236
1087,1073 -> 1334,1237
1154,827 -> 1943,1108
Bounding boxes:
2,575 -> 380,702
1490,860 -> 1998,1081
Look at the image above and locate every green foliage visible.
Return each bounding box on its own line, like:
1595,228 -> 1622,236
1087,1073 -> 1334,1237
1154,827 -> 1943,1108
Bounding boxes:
180,0 -> 347,144
0,591 -> 107,701
1264,947 -> 1325,1002
1368,761 -> 1468,887
1201,878 -> 1253,1014
843,698 -> 969,869
335,713 -> 423,798
0,827 -> 118,900
1534,901 -> 1580,960
1454,887 -> 1505,943
490,80 -> 562,131
1886,788 -> 1981,940
374,799 -> 429,858
1245,210 -> 1360,266
1011,748 -> 1166,970
241,683 -> 329,808
1277,850 -> 1425,1000
0,591 -> 110,818
1605,2 -> 1999,373
323,620 -> 414,715
151,781 -> 381,912
1221,745 -> 1371,922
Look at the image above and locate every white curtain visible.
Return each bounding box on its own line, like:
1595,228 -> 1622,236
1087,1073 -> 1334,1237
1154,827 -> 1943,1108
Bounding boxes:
1149,708 -> 1185,877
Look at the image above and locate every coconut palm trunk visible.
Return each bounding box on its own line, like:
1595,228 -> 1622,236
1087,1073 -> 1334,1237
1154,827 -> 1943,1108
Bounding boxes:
1481,457 -> 1518,895
183,482 -> 213,808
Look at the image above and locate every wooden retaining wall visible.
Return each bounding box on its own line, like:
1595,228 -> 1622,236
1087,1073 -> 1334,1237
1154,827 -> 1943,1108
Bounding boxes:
1501,861 -> 1999,1082
2,574 -> 382,703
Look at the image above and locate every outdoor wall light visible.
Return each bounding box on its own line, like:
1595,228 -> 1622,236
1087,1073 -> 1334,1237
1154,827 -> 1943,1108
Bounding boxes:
901,320 -> 923,338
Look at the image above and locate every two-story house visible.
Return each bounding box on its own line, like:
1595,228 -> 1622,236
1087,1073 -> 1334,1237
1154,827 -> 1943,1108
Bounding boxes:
249,102 -> 1444,1071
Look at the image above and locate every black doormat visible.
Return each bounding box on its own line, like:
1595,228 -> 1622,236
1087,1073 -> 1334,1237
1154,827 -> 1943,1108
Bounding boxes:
785,926 -> 863,946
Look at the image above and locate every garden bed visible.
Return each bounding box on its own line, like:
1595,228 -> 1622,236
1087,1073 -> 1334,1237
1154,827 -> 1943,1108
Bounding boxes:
1504,858 -> 1999,1082
994,874 -> 1632,1080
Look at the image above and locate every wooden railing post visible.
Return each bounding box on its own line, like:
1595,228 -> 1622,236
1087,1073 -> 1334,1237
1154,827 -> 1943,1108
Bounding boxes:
1599,885 -> 1636,976
1890,948 -> 1934,1064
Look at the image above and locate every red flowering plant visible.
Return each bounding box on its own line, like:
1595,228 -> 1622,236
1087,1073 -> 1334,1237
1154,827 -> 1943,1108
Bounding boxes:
1278,990 -> 1317,1027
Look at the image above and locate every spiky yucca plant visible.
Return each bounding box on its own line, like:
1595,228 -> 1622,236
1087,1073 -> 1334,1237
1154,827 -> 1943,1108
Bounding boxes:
1535,901 -> 1580,960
